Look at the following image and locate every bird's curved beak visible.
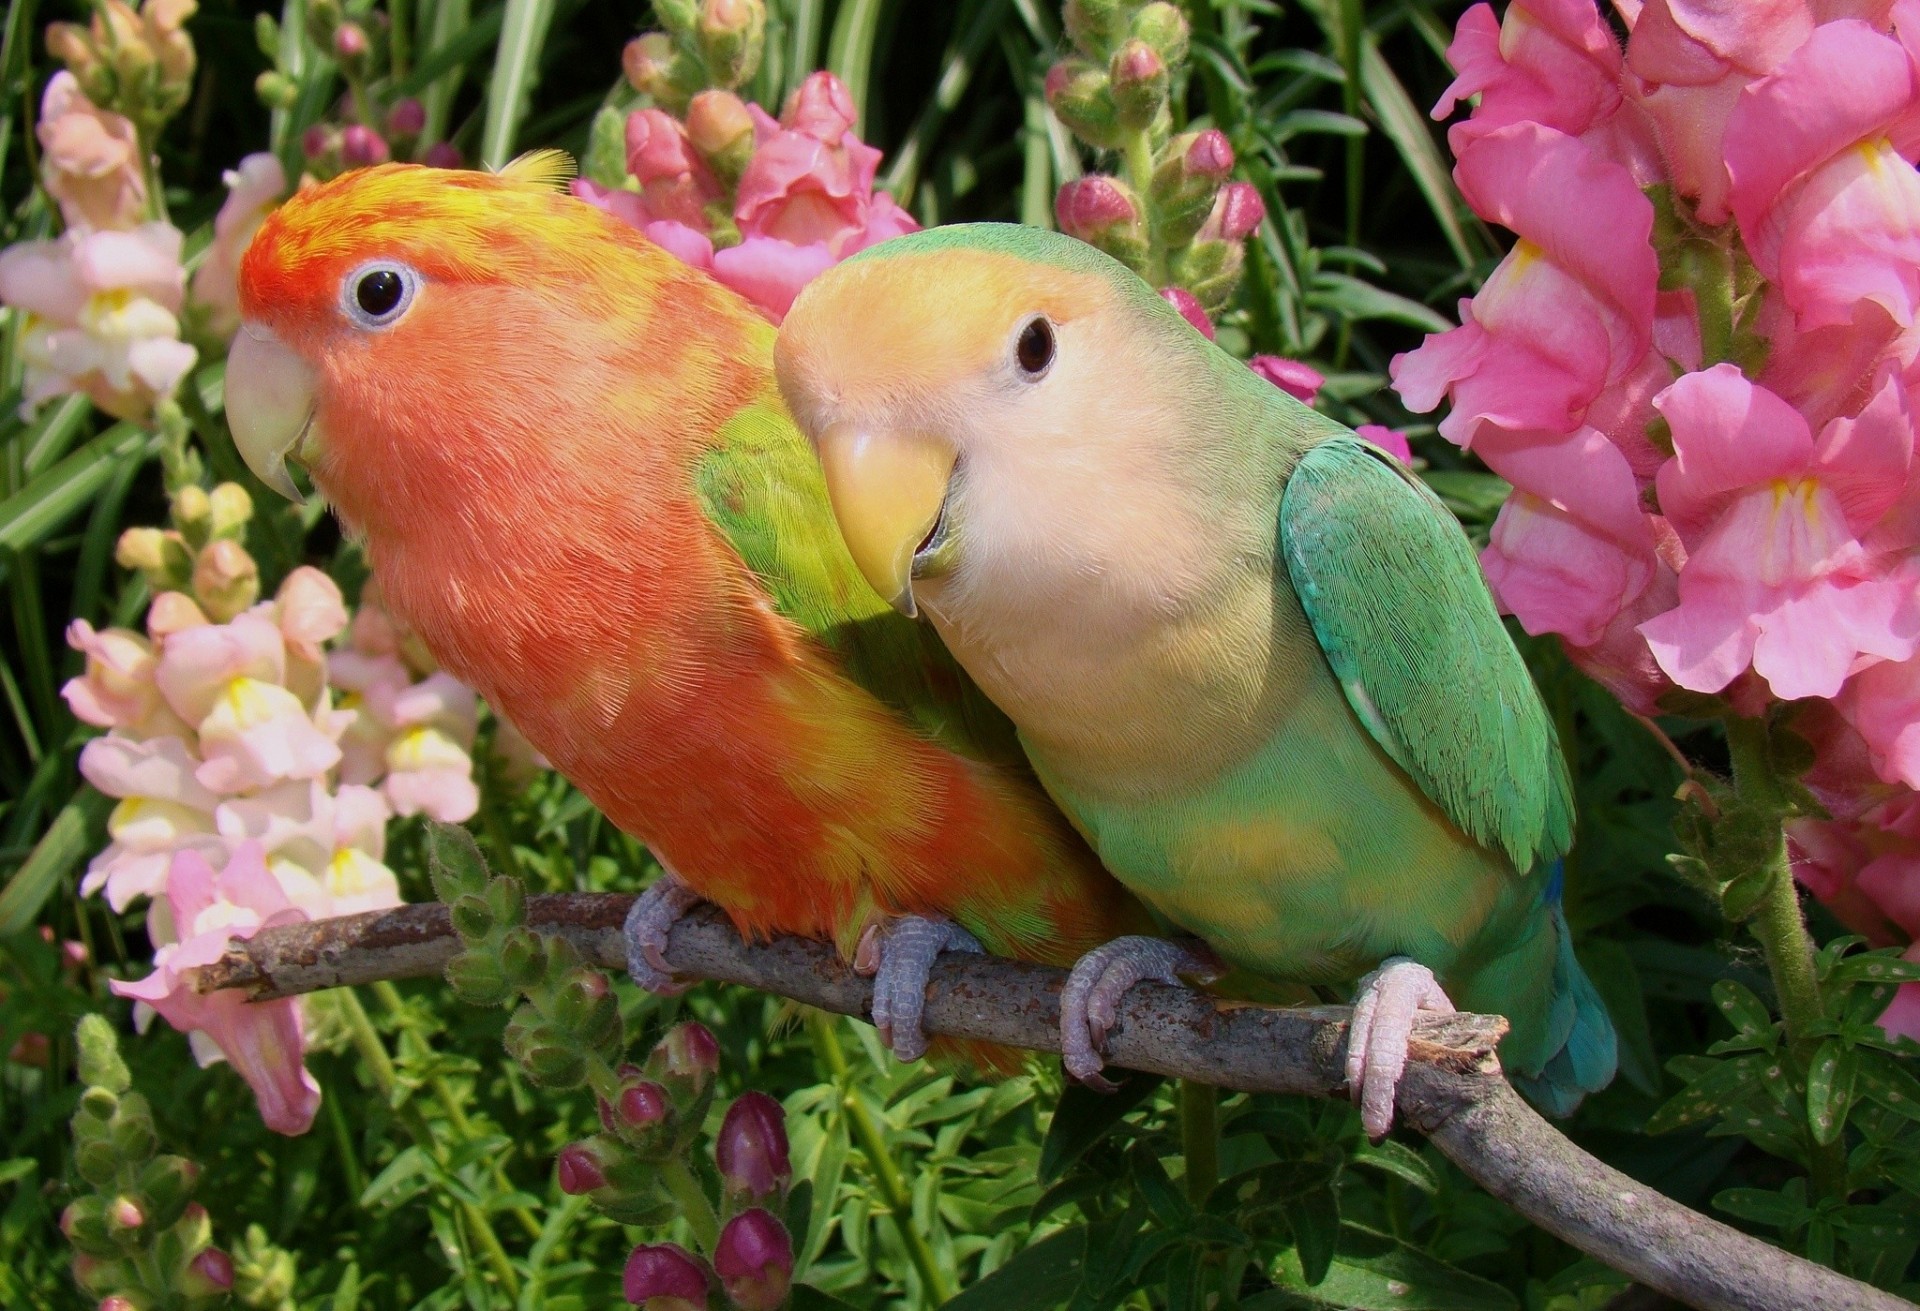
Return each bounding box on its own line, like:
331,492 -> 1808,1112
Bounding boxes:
225,323 -> 319,504
813,422 -> 957,618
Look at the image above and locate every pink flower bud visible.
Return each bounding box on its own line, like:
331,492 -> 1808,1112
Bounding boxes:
340,124 -> 390,167
1158,287 -> 1214,340
700,0 -> 753,37
107,1197 -> 143,1233
624,1242 -> 712,1309
556,1142 -> 609,1195
1185,129 -> 1233,181
1200,181 -> 1264,242
423,142 -> 463,169
715,1091 -> 791,1205
301,124 -> 335,160
713,1210 -> 793,1311
686,89 -> 755,158
99,1298 -> 139,1311
387,97 -> 426,137
617,1080 -> 670,1129
182,1247 -> 235,1295
333,22 -> 369,59
1044,61 -> 1074,102
1248,356 -> 1324,404
781,71 -> 857,143
623,32 -> 675,96
658,1021 -> 721,1082
1110,39 -> 1165,91
1355,423 -> 1412,464
1055,175 -> 1140,241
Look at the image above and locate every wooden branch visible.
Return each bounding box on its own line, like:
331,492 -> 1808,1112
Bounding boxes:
187,896 -> 1912,1311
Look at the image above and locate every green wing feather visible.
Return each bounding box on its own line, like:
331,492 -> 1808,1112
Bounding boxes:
694,394 -> 1022,762
1278,435 -> 1574,874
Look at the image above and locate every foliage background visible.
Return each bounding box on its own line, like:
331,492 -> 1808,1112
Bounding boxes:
0,0 -> 1904,1307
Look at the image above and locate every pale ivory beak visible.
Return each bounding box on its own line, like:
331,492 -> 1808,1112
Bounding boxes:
226,324 -> 319,503
812,421 -> 956,617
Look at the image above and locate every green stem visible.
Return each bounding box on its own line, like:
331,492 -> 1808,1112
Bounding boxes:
338,988 -> 523,1295
1722,718 -> 1848,1202
809,1015 -> 957,1305
1178,1080 -> 1218,1206
371,981 -> 543,1241
1121,129 -> 1161,283
389,0 -> 410,79
660,1157 -> 720,1251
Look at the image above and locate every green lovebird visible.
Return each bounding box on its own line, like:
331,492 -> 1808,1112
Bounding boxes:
773,224 -> 1617,1135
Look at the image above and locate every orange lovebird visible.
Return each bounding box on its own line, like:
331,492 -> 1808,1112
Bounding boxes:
223,156 -> 1146,1060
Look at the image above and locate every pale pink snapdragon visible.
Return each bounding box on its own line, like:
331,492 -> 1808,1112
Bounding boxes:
36,72 -> 146,231
0,223 -> 197,419
189,153 -> 288,338
111,844 -> 321,1135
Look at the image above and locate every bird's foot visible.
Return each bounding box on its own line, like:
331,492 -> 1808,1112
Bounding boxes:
623,860 -> 705,995
853,914 -> 984,1062
1060,936 -> 1224,1091
1345,956 -> 1455,1142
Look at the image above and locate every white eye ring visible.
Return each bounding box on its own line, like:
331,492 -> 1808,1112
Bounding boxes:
340,261 -> 420,329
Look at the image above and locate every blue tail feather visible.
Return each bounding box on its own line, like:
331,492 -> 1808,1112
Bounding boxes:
1512,864 -> 1617,1116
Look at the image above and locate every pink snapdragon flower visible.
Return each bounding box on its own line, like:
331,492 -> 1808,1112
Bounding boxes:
37,72 -> 146,231
111,844 -> 321,1134
78,735 -> 224,910
574,71 -> 917,321
1249,356 -> 1325,404
1391,123 -> 1658,453
1638,364 -> 1920,700
190,153 -> 288,337
0,224 -> 197,419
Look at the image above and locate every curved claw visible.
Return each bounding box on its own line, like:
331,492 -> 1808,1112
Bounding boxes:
1059,936 -> 1224,1091
1344,956 -> 1455,1142
854,914 -> 983,1062
622,864 -> 705,996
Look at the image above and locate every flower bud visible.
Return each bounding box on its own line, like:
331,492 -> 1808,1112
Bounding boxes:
625,1242 -> 712,1310
1064,0 -> 1129,57
1130,2 -> 1189,66
485,874 -> 526,928
97,1296 -> 140,1311
1169,237 -> 1245,312
1197,181 -> 1265,243
715,1091 -> 791,1208
696,0 -> 766,89
170,483 -> 211,535
135,1154 -> 199,1228
333,20 -> 369,61
1054,176 -> 1148,269
423,141 -> 463,169
556,1141 -> 610,1195
623,32 -> 681,105
1044,58 -> 1122,150
445,950 -> 511,1007
713,1210 -> 793,1311
207,482 -> 253,539
106,1196 -> 144,1239
254,12 -> 280,57
647,1021 -> 720,1126
46,22 -> 101,83
117,526 -> 193,590
653,0 -> 699,31
387,97 -> 426,138
686,90 -> 756,183
76,1138 -> 121,1189
107,1094 -> 157,1163
71,1253 -> 131,1295
63,1199 -> 119,1256
180,1246 -> 235,1296
497,927 -> 545,988
340,124 -> 391,168
302,124 -> 338,161
1248,356 -> 1325,405
1151,130 -> 1235,246
146,591 -> 208,638
255,70 -> 299,109
1109,39 -> 1169,131
191,538 -> 260,621
1158,287 -> 1214,340
552,970 -> 622,1052
76,1016 -> 131,1094
449,892 -> 495,940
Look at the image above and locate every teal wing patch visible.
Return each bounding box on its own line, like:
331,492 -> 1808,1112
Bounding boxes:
694,399 -> 1022,764
1279,436 -> 1573,873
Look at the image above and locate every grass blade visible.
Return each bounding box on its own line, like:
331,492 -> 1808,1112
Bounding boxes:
0,426 -> 157,555
480,0 -> 558,170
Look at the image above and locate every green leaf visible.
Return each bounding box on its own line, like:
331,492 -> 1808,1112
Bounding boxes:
1806,1040 -> 1856,1146
0,425 -> 156,553
1255,1224 -> 1518,1310
1647,1053 -> 1771,1134
1713,1186 -> 1808,1230
1037,1072 -> 1161,1184
1827,952 -> 1920,988
479,0 -> 556,169
0,796 -> 105,938
1289,1185 -> 1340,1287
1711,979 -> 1778,1044
1306,272 -> 1454,332
789,1286 -> 864,1311
943,1226 -> 1087,1311
1854,1053 -> 1920,1125
1356,41 -> 1484,269
1349,1139 -> 1439,1194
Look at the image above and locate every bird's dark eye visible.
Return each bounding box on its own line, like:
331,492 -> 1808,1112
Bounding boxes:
1015,316 -> 1055,377
341,261 -> 420,328
357,270 -> 403,317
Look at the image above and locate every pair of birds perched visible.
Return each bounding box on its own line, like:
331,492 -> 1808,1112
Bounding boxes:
226,152 -> 1616,1138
